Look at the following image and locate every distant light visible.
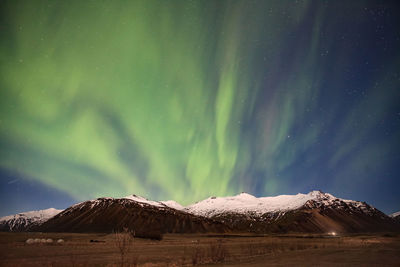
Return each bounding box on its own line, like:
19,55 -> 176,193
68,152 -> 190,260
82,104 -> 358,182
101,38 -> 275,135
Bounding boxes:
330,231 -> 336,236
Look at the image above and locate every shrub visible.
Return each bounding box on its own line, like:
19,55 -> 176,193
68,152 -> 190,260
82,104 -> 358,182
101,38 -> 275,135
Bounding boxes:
114,227 -> 134,267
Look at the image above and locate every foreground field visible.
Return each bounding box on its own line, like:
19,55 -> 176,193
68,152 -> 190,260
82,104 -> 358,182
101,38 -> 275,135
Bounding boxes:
0,232 -> 399,266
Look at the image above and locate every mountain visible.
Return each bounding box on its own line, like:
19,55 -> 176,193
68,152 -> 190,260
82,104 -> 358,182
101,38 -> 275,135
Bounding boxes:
390,211 -> 400,222
0,208 -> 62,231
36,196 -> 229,238
4,191 -> 399,235
160,200 -> 184,210
185,191 -> 399,233
185,191 -> 327,217
124,194 -> 184,210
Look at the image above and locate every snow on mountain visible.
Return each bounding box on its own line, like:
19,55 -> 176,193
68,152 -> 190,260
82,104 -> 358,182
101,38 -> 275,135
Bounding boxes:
68,195 -> 185,212
184,190 -> 369,217
0,208 -> 62,222
30,190 -> 374,221
124,195 -> 184,210
0,208 -> 63,231
390,211 -> 400,218
160,200 -> 184,210
3,191 -> 398,234
124,194 -> 165,207
2,190 -> 389,233
38,197 -> 230,235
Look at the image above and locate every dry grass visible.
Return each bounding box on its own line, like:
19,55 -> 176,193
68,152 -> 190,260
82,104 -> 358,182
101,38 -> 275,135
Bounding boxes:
114,228 -> 134,267
0,232 -> 399,266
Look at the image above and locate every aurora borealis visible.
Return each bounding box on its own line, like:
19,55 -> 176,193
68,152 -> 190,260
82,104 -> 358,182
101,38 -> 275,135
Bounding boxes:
1,0 -> 399,215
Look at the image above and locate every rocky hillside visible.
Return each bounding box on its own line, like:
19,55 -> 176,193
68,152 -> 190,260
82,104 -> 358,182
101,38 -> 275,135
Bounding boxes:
185,191 -> 399,233
0,208 -> 62,231
390,211 -> 400,222
4,191 -> 399,235
36,197 -> 229,238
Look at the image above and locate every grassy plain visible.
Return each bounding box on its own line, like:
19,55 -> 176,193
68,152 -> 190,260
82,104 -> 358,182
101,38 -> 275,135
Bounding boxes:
0,232 -> 399,266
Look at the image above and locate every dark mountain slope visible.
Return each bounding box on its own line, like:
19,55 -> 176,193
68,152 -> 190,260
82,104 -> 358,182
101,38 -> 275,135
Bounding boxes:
37,197 -> 229,238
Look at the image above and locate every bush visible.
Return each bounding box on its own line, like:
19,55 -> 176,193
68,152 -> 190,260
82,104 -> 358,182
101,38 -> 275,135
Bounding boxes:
114,227 -> 134,267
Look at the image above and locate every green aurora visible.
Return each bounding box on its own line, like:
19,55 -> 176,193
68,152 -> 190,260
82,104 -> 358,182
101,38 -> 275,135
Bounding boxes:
1,1 -> 399,211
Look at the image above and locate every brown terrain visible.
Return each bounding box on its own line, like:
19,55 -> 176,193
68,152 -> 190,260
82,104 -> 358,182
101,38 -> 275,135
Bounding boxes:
2,194 -> 399,266
1,232 -> 399,266
36,198 -> 230,239
212,202 -> 399,234
35,195 -> 399,237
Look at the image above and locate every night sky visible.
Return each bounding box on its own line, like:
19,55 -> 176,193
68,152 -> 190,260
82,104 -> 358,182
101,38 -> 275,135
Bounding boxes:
1,0 -> 399,216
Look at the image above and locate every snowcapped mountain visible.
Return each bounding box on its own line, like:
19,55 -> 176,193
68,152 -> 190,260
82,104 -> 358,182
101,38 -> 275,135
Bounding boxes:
3,191 -> 399,234
390,211 -> 400,222
184,190 -> 376,218
390,211 -> 400,218
124,194 -> 184,210
124,194 -> 166,207
160,200 -> 184,210
37,196 -> 228,237
0,208 -> 62,231
184,190 -> 398,233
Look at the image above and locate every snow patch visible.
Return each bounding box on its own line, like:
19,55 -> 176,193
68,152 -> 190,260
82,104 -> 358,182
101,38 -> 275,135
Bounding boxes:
160,200 -> 184,210
0,208 -> 63,231
389,211 -> 400,218
0,208 -> 62,222
124,194 -> 165,207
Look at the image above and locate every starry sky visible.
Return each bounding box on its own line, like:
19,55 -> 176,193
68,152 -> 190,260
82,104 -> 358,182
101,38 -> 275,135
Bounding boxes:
1,0 -> 399,216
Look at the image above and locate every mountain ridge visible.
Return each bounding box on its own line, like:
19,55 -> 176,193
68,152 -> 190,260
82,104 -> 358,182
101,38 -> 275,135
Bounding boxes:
0,208 -> 62,231
35,197 -> 229,238
2,190 -> 399,234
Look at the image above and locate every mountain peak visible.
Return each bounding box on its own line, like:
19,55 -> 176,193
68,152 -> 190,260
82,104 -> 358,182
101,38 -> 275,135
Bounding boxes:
0,208 -> 62,221
236,192 -> 256,199
306,190 -> 338,200
160,200 -> 184,210
123,194 -> 165,207
308,190 -> 324,195
3,191 -> 398,234
184,190 -> 366,218
0,208 -> 63,232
